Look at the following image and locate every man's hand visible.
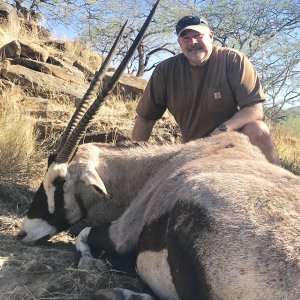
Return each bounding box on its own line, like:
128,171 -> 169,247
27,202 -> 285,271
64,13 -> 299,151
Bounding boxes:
210,103 -> 264,137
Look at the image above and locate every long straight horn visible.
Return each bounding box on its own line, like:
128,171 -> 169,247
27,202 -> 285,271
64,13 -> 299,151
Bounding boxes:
56,20 -> 128,154
56,0 -> 160,164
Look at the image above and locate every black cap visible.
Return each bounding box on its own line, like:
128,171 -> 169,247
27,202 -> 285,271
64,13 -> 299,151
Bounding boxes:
176,16 -> 209,36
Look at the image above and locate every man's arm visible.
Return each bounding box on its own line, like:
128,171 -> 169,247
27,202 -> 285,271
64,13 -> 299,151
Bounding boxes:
211,102 -> 264,135
132,115 -> 157,141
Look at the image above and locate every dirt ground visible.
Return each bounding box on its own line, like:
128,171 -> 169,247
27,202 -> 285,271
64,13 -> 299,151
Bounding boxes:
0,182 -> 150,300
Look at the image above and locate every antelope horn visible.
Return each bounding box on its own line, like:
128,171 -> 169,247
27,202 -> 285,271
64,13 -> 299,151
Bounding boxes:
55,20 -> 128,154
56,0 -> 160,164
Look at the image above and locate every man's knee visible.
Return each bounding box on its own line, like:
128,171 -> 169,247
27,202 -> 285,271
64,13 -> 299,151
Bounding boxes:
240,120 -> 270,144
241,120 -> 279,164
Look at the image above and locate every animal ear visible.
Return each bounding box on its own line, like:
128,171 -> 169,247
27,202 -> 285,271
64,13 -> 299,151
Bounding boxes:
91,184 -> 112,199
81,169 -> 111,199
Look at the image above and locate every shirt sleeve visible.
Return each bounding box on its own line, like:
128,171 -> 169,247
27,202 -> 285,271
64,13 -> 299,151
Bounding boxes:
228,51 -> 266,108
136,64 -> 167,120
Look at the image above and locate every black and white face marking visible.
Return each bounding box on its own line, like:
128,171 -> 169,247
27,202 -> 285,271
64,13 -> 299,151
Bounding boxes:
20,162 -> 73,244
20,161 -> 111,244
20,216 -> 57,244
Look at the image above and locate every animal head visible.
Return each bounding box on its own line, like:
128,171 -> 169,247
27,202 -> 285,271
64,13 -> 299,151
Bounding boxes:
19,154 -> 110,244
18,0 -> 160,244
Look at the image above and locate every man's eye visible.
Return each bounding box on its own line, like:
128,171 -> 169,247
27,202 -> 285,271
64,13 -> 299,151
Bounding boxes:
183,34 -> 204,41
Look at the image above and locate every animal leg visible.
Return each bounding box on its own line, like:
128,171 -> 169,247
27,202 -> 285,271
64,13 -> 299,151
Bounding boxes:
75,227 -> 93,256
75,223 -> 128,256
166,201 -> 214,300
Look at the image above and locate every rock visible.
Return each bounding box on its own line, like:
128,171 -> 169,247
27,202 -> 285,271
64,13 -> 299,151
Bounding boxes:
104,71 -> 147,100
12,57 -> 52,74
11,57 -> 86,84
46,56 -> 86,82
87,54 -> 103,71
46,54 -> 73,66
45,39 -> 103,71
0,64 -> 88,103
73,59 -> 95,80
20,20 -> 51,40
46,40 -> 72,52
19,39 -> 49,62
0,3 -> 20,47
81,129 -> 130,144
74,71 -> 147,106
0,40 -> 21,60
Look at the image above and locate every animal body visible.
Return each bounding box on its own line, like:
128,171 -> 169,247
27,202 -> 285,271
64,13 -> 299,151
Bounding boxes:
20,132 -> 300,299
17,1 -> 300,298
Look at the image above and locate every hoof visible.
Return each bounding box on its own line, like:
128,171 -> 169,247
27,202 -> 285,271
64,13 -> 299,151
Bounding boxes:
78,255 -> 107,272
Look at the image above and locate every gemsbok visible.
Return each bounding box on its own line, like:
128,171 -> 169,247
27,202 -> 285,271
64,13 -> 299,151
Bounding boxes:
19,1 -> 300,299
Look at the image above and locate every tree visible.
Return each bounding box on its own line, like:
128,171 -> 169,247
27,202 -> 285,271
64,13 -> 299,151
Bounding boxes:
200,0 -> 300,119
6,0 -> 300,116
75,0 -> 179,77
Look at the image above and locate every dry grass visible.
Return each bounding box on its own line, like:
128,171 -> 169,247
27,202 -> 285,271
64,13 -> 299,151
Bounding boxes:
0,22 -> 299,298
59,40 -> 103,70
0,87 -> 38,184
0,83 -> 179,299
273,125 -> 300,175
0,215 -> 147,300
0,87 -> 299,299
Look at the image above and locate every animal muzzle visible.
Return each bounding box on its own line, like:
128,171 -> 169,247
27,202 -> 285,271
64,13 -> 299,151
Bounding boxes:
18,216 -> 57,245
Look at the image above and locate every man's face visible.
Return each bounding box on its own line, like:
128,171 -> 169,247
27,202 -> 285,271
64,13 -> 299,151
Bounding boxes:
178,27 -> 214,67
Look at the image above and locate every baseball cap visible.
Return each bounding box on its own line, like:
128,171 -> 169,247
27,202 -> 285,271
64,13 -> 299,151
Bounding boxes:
176,16 -> 209,37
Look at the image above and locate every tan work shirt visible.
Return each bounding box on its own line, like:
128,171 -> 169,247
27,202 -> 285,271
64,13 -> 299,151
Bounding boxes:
136,46 -> 266,142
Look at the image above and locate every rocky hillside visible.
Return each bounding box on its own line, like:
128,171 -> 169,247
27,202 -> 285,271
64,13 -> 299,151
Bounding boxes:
0,2 -> 151,144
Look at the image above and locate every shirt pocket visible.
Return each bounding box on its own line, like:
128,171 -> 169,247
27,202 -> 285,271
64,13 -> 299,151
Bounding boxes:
206,87 -> 236,113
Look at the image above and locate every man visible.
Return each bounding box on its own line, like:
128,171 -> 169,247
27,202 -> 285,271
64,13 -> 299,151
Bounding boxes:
132,15 -> 279,164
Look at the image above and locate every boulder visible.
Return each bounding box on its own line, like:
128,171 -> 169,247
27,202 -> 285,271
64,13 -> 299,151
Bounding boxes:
104,71 -> 147,100
0,63 -> 88,103
46,56 -> 85,80
0,40 -> 21,60
0,3 -> 20,47
11,57 -> 86,85
19,39 -> 49,62
73,59 -> 95,80
45,39 -> 103,71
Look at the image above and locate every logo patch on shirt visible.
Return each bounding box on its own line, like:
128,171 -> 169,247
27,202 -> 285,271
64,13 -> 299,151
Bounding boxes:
214,92 -> 222,100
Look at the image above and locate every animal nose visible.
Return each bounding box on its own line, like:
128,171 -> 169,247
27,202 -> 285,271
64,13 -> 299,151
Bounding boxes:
17,230 -> 27,240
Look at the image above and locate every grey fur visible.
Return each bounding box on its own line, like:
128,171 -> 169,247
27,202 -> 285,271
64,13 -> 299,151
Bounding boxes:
21,132 -> 300,299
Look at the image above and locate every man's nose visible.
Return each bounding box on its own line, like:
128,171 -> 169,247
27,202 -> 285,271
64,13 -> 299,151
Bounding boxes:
191,37 -> 199,44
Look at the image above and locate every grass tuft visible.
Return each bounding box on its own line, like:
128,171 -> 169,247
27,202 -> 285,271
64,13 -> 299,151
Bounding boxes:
273,125 -> 300,175
0,87 -> 38,183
